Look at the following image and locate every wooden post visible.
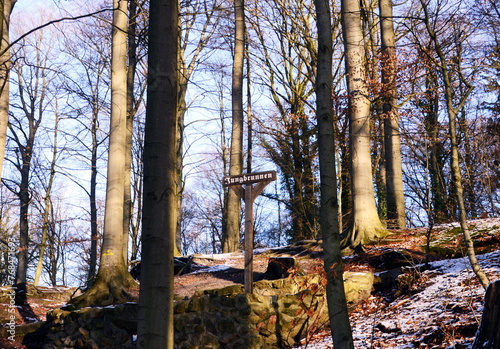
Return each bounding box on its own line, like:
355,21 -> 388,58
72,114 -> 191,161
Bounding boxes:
244,183 -> 253,293
223,171 -> 276,293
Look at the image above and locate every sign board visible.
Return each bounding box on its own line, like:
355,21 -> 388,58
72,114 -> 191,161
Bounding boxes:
223,170 -> 276,187
222,170 -> 277,294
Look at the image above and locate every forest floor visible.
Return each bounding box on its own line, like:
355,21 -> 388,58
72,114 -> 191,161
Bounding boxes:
2,217 -> 500,348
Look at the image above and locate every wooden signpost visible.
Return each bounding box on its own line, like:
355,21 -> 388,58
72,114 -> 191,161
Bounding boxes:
223,170 -> 277,293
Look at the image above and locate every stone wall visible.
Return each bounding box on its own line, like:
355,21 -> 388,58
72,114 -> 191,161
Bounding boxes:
39,272 -> 373,349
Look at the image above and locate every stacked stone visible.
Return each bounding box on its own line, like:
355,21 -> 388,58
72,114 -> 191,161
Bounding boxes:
41,272 -> 374,348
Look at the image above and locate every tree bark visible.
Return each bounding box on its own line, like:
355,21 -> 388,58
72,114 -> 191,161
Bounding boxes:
136,0 -> 178,346
123,0 -> 140,265
69,0 -> 137,308
0,0 -> 17,180
87,98 -> 99,287
472,280 -> 500,349
341,0 -> 387,250
223,0 -> 245,253
315,0 -> 355,346
379,0 -> 406,229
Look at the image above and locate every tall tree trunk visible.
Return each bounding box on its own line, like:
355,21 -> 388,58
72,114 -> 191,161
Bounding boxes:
136,0 -> 178,345
0,0 -> 17,179
12,114 -> 38,304
69,0 -> 137,309
223,0 -> 245,253
341,0 -> 387,251
87,97 -> 99,287
314,0 -> 354,346
379,0 -> 406,229
34,110 -> 60,286
16,151 -> 31,287
123,0 -> 139,265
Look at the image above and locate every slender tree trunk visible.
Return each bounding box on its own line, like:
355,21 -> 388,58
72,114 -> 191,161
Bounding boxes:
136,0 -> 178,345
315,0 -> 354,346
13,124 -> 38,304
123,0 -> 139,265
87,99 -> 99,287
379,0 -> 406,229
223,0 -> 245,253
0,0 -> 16,179
34,111 -> 60,286
341,0 -> 387,251
16,154 -> 31,287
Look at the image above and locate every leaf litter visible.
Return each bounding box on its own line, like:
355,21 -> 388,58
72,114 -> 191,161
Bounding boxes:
295,218 -> 500,349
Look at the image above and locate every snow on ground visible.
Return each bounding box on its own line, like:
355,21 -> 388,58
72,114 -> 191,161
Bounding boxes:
295,249 -> 500,349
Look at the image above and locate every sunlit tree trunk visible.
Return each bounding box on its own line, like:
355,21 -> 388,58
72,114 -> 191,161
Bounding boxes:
136,0 -> 178,345
69,0 -> 137,308
0,0 -> 17,180
315,0 -> 354,346
379,0 -> 406,229
223,0 -> 245,253
341,0 -> 386,251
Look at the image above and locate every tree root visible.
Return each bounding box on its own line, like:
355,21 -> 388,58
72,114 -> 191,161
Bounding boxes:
65,268 -> 138,310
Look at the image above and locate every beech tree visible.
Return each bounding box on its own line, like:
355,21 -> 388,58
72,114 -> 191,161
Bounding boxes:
68,0 -> 137,308
314,0 -> 354,346
341,0 -> 387,251
222,0 -> 246,253
379,0 -> 406,229
136,0 -> 178,345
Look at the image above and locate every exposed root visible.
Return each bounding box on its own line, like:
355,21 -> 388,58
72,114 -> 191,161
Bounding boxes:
65,268 -> 138,310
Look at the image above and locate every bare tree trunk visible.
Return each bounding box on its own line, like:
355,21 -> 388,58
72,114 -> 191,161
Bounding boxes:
223,0 -> 245,253
123,0 -> 139,265
100,0 -> 133,286
136,0 -> 178,345
0,0 -> 17,179
69,0 -> 137,309
87,99 -> 99,287
315,0 -> 354,346
379,0 -> 406,229
34,110 -> 60,286
341,0 -> 387,251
